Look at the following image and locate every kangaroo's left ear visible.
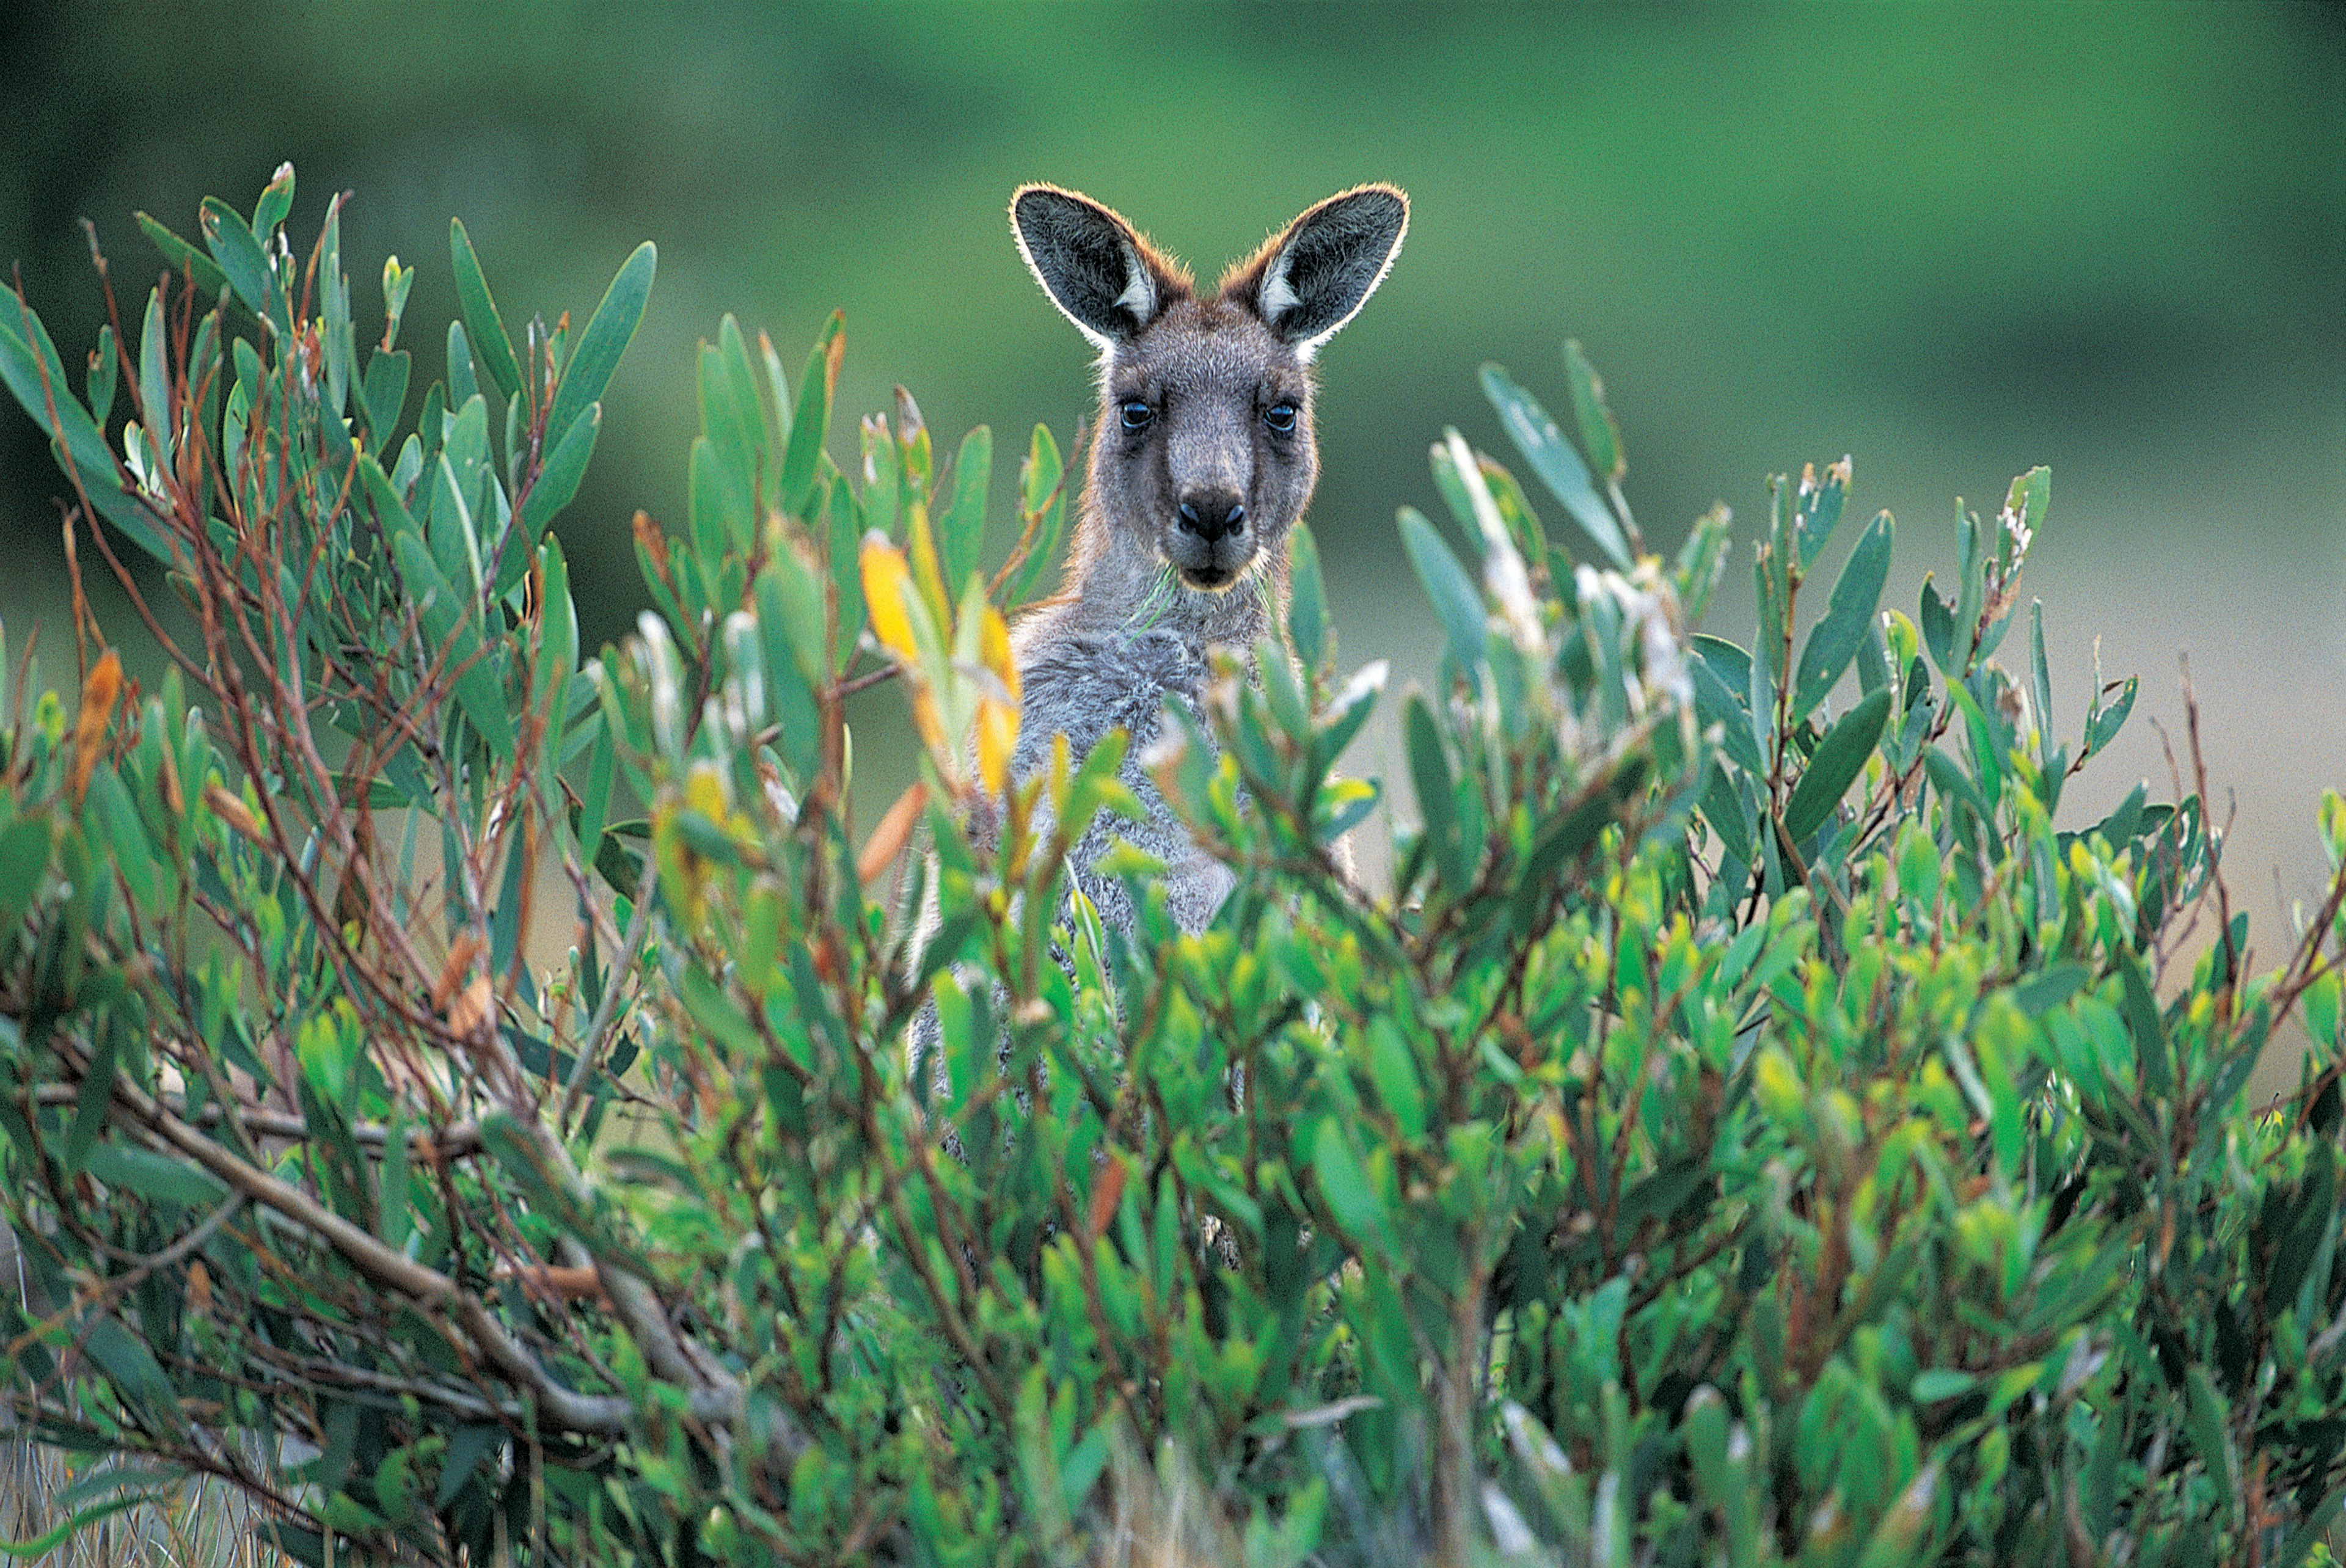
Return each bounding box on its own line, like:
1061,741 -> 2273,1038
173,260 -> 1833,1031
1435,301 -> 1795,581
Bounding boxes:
1224,185 -> 1409,362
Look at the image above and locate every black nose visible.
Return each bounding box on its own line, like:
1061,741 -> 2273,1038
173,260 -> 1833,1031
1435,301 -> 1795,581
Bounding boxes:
1175,494 -> 1247,544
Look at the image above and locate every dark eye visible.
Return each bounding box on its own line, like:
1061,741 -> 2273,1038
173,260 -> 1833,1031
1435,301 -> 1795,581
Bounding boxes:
1263,401 -> 1297,435
1119,399 -> 1153,431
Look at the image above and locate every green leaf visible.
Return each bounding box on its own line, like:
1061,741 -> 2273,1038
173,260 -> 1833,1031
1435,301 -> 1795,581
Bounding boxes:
2029,599 -> 2056,772
1361,1018 -> 1426,1140
2183,1365 -> 2241,1503
1851,1464 -> 1937,1568
593,828 -> 643,902
320,199 -> 352,418
714,315 -> 768,487
435,1424 -> 505,1509
83,1144 -> 227,1209
447,318 -> 480,412
86,324 -> 116,425
0,308 -> 177,564
136,288 -> 170,440
360,349 -> 411,446
84,1318 -> 177,1418
68,1029 -> 117,1172
197,197 -> 277,332
1781,687 -> 1891,844
1691,650 -> 1758,775
1563,338 -> 1623,484
545,241 -> 655,461
517,402 -> 598,544
1310,1119 -> 1393,1261
696,335 -> 759,508
250,162 -> 294,235
1398,508 -> 1485,677
1791,511 -> 1893,722
778,311 -> 842,516
1007,421 -> 1069,607
1796,458 -> 1851,570
0,815 -> 51,934
689,432 -> 751,565
1404,693 -> 1469,891
2272,1484 -> 2346,1568
2118,952 -> 2170,1097
382,255 -> 415,352
50,1465 -> 188,1514
2085,674 -> 2136,758
1480,362 -> 1630,569
1918,574 -> 1955,674
1701,760 -> 1754,866
939,424 -> 991,595
134,213 -> 230,297
1314,659 -> 1384,773
392,531 -> 514,754
1909,1368 -> 1978,1402
2009,964 -> 2087,1016
448,218 -> 523,403
1287,522 -> 1327,673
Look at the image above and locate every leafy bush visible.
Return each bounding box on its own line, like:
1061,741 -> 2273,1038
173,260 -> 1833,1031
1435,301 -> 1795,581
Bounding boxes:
1,168 -> 2343,1567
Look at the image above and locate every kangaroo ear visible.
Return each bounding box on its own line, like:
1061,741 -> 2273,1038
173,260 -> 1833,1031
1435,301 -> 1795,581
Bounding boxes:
1011,185 -> 1185,351
1232,185 -> 1409,361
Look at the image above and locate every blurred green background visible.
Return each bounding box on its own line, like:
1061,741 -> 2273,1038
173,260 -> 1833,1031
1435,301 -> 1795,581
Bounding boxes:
4,1 -> 2341,1003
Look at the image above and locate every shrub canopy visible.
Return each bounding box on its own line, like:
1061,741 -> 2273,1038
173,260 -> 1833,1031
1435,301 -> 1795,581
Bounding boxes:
0,169 -> 2343,1567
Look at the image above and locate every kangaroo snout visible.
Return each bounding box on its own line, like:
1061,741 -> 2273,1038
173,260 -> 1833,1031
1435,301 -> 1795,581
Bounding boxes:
1175,493 -> 1246,542
1171,490 -> 1249,586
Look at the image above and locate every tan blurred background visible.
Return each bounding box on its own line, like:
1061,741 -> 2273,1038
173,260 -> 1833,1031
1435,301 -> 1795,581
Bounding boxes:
3,2 -> 2340,1065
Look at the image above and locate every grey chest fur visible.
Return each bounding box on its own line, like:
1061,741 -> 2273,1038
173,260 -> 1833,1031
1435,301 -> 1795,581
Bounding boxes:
1009,616 -> 1237,939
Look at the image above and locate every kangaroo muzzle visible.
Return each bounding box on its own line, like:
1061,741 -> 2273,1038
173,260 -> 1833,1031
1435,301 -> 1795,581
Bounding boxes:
1169,490 -> 1251,588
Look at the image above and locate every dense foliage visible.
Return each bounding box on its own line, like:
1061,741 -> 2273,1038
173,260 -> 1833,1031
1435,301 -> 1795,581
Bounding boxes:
0,170 -> 2342,1567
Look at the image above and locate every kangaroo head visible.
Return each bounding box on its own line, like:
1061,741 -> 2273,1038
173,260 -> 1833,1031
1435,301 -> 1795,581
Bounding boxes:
1011,184 -> 1408,597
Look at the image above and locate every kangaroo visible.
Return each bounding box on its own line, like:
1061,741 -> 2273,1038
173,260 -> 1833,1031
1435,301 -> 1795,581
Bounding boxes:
1004,183 -> 1408,939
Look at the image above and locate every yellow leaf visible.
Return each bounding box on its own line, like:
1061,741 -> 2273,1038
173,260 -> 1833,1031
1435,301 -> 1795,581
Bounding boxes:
859,533 -> 919,664
908,686 -> 954,778
976,698 -> 1018,798
978,603 -> 1019,704
682,759 -> 731,822
907,500 -> 949,630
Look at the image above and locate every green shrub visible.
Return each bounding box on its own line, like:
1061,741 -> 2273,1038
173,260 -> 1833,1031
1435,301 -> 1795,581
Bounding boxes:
1,167 -> 2342,1567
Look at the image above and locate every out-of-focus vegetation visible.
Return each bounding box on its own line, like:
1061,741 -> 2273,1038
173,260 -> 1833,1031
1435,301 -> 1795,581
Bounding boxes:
3,4 -> 2338,977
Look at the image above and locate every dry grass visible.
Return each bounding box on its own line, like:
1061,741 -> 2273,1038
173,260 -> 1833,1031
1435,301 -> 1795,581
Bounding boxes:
0,1435 -> 294,1568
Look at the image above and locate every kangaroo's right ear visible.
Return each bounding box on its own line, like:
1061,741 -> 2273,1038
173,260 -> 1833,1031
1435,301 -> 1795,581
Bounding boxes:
1011,185 -> 1188,352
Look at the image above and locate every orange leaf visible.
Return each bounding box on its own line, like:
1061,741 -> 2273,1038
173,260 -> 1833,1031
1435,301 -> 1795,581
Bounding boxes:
202,781 -> 265,844
1086,1151 -> 1128,1242
68,649 -> 121,806
820,313 -> 845,404
431,932 -> 484,1012
857,780 -> 928,888
448,974 -> 495,1038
